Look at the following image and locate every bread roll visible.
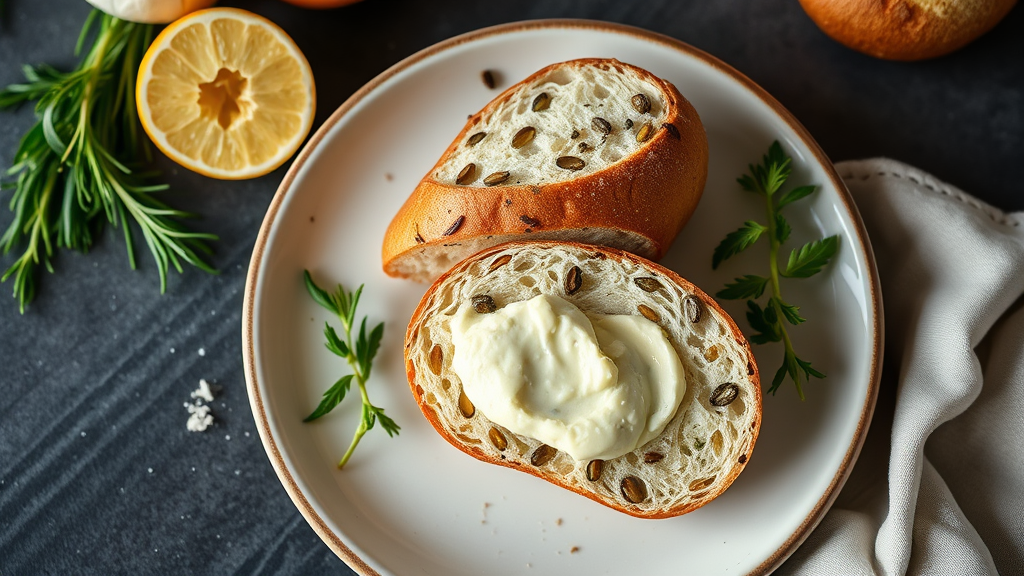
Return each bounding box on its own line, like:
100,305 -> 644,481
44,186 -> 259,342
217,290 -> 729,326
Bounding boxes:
404,241 -> 761,518
383,59 -> 708,282
799,0 -> 1017,61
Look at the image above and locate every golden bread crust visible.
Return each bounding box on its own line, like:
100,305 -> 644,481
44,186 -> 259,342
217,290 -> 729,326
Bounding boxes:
799,0 -> 1017,61
383,58 -> 708,281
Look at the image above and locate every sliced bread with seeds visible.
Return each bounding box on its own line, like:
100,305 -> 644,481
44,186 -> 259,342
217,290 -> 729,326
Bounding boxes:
404,241 -> 761,518
383,58 -> 708,282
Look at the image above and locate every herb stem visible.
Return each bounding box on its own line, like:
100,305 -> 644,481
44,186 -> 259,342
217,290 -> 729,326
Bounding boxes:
762,170 -> 805,401
303,271 -> 397,467
714,142 -> 835,398
337,338 -> 370,468
1,11 -> 217,312
337,374 -> 374,469
343,331 -> 364,381
764,187 -> 782,300
66,16 -> 111,165
32,168 -> 56,260
338,421 -> 367,469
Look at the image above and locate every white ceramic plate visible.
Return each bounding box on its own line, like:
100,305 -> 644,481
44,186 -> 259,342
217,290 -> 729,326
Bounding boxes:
243,20 -> 882,576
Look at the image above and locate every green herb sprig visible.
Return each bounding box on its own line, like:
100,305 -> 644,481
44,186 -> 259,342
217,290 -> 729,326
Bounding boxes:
713,141 -> 839,400
0,11 -> 216,313
303,270 -> 399,468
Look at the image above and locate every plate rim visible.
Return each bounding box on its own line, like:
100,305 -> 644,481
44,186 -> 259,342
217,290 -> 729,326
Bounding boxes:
241,18 -> 884,576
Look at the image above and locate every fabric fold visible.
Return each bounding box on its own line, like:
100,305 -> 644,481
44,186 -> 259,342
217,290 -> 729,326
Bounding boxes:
779,159 -> 1024,576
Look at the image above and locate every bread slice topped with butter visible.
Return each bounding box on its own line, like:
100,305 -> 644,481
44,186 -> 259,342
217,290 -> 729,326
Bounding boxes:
405,241 -> 761,518
383,58 -> 708,283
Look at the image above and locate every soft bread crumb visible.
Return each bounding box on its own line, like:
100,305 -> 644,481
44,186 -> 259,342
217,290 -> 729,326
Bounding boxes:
185,379 -> 221,432
405,242 -> 760,518
190,378 -> 219,402
186,403 -> 213,432
438,63 -> 667,185
388,227 -> 654,283
382,58 -> 709,285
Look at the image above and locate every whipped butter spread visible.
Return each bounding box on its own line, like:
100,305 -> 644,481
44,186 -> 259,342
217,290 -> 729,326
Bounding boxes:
450,294 -> 685,461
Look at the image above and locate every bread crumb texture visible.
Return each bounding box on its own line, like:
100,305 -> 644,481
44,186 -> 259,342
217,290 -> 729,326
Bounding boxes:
437,61 -> 666,185
407,242 -> 759,517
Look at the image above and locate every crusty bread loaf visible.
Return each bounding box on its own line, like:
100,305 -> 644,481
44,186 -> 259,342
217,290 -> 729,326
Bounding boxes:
799,0 -> 1017,61
404,241 -> 761,518
383,59 -> 708,283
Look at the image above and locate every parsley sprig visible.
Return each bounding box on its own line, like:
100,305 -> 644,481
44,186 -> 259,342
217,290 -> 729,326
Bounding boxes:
304,270 -> 399,468
713,142 -> 839,400
0,11 -> 216,313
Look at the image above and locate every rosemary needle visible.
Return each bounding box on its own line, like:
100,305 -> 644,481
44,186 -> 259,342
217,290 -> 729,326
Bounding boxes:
0,10 -> 217,313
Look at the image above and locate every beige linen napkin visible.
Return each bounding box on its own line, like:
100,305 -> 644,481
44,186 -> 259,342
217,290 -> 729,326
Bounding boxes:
778,159 -> 1024,576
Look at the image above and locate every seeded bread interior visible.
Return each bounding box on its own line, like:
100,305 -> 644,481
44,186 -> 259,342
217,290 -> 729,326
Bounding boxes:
383,59 -> 709,284
437,64 -> 668,185
405,241 -> 761,518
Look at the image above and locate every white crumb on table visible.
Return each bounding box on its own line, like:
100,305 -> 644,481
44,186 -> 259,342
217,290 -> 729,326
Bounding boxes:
185,379 -> 221,432
191,379 -> 219,402
186,404 -> 213,432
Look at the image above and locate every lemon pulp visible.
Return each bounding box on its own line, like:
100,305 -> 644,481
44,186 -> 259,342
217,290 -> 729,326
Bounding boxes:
138,8 -> 315,179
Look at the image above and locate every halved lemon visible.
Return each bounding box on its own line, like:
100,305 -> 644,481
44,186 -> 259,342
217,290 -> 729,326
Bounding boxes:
137,8 -> 315,179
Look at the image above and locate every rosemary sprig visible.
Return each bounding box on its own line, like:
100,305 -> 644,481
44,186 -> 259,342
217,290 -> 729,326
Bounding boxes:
0,10 -> 216,313
712,142 -> 839,400
303,270 -> 399,469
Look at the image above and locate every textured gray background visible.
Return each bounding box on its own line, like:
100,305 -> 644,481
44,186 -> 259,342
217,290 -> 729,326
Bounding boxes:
0,0 -> 1021,574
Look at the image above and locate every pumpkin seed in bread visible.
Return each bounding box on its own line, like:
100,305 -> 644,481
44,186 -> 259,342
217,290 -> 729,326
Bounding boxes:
383,59 -> 708,283
404,241 -> 761,518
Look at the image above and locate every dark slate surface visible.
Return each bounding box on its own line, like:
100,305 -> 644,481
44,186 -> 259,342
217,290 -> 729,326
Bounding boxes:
0,0 -> 1021,574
